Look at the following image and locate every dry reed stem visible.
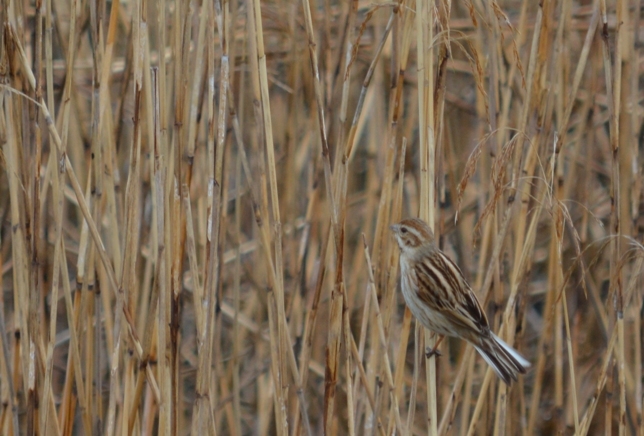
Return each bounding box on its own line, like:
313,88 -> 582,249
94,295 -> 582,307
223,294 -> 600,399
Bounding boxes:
362,235 -> 403,433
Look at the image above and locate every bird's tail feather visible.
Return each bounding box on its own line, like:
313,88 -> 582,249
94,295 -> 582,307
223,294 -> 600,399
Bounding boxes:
474,334 -> 530,385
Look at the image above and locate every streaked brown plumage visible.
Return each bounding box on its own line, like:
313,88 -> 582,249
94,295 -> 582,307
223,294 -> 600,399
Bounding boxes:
391,217 -> 529,385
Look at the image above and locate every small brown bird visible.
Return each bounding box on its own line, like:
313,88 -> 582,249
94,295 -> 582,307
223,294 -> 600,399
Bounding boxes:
391,217 -> 529,385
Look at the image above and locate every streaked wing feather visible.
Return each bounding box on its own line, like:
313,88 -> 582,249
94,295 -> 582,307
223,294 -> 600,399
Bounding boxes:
415,250 -> 489,335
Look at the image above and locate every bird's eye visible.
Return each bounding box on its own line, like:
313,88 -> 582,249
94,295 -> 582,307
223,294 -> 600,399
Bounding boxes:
400,227 -> 408,233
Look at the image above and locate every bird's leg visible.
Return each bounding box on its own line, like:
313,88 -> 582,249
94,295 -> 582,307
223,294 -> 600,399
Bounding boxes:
425,335 -> 445,358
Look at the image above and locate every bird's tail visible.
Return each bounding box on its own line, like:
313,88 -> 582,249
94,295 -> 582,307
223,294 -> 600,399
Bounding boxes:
474,334 -> 530,385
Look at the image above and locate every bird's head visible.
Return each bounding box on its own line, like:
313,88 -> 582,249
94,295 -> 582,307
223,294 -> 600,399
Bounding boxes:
390,218 -> 435,254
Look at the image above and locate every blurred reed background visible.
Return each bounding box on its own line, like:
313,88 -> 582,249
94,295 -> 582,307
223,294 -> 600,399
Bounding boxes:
0,0 -> 642,434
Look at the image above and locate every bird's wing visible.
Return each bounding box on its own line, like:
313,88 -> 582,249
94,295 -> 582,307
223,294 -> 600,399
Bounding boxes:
415,250 -> 490,335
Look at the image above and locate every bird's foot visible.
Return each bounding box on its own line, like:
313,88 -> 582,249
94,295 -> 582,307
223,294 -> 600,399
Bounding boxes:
425,346 -> 442,359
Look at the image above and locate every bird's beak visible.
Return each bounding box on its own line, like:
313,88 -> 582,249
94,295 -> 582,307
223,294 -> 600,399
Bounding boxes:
389,224 -> 399,233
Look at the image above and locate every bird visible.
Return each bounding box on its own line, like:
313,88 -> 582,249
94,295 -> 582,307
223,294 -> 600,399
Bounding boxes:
390,217 -> 530,385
